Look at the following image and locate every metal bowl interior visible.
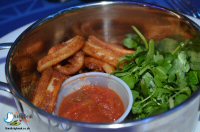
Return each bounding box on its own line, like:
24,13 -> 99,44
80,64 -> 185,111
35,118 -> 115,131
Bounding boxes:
6,1 -> 200,129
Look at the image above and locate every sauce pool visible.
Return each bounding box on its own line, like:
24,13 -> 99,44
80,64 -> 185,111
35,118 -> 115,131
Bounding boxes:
58,85 -> 125,123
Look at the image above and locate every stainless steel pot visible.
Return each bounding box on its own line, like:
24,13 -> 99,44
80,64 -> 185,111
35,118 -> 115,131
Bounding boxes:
0,1 -> 200,132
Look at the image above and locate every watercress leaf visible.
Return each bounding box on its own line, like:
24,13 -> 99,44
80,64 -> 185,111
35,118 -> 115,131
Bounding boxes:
182,87 -> 192,96
165,53 -> 174,62
123,37 -> 138,49
187,50 -> 200,63
132,90 -> 140,100
190,62 -> 200,70
132,102 -> 143,114
135,56 -> 145,66
149,104 -> 169,116
187,71 -> 199,85
161,61 -> 172,74
132,26 -> 148,49
174,94 -> 188,106
191,85 -> 198,92
120,74 -> 138,89
177,51 -> 190,72
146,39 -> 155,63
158,38 -> 178,53
153,52 -> 164,65
168,97 -> 175,109
141,72 -> 155,96
152,66 -> 168,81
140,79 -> 149,97
154,76 -> 163,87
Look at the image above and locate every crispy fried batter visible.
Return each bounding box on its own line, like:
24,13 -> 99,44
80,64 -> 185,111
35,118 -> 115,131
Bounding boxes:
32,68 -> 54,107
42,71 -> 67,113
84,57 -> 115,74
20,72 -> 39,101
55,51 -> 84,75
83,36 -> 133,67
37,36 -> 85,72
89,36 -> 134,56
32,68 -> 67,113
48,44 -> 65,55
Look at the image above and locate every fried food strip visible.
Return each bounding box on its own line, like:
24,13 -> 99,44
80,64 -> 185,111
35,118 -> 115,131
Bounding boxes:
20,72 -> 39,101
83,36 -> 133,67
42,71 -> 67,113
55,51 -> 84,75
37,36 -> 85,72
84,57 -> 115,74
32,68 -> 67,113
88,35 -> 134,56
32,68 -> 54,107
48,44 -> 65,55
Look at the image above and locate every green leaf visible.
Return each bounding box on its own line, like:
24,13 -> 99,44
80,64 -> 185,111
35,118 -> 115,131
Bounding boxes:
158,38 -> 178,53
149,104 -> 168,116
152,66 -> 168,81
123,34 -> 139,49
132,26 -> 148,49
132,102 -> 143,114
174,94 -> 188,106
190,62 -> 200,70
132,90 -> 140,100
114,27 -> 200,120
120,74 -> 138,89
141,72 -> 155,96
153,52 -> 164,65
188,71 -> 199,85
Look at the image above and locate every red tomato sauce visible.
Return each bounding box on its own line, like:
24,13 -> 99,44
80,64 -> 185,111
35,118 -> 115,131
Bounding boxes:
58,85 -> 125,123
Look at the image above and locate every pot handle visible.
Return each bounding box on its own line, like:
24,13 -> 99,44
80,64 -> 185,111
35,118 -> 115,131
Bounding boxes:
0,81 -> 11,93
0,42 -> 12,50
0,42 -> 12,92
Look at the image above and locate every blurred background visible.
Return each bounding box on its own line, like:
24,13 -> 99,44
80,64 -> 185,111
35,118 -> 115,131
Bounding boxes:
0,0 -> 200,37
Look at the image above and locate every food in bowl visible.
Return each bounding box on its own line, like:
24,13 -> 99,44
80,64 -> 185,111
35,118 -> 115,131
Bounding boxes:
114,26 -> 200,120
14,26 -> 200,122
27,34 -> 133,116
6,2 -> 200,131
13,24 -> 200,122
58,85 -> 125,123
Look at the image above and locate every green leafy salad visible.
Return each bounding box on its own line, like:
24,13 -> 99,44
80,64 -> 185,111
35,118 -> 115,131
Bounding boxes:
113,26 -> 200,120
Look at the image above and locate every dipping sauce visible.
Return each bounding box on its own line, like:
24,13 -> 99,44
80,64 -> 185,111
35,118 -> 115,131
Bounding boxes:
58,85 -> 125,123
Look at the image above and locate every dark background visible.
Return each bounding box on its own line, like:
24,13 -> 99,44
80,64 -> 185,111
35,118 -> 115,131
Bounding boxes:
0,0 -> 199,37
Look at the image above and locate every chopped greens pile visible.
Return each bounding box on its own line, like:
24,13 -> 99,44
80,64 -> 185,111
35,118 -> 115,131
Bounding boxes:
113,26 -> 200,120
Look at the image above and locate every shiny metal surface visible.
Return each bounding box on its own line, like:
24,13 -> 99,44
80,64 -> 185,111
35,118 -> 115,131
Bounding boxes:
0,43 -> 12,50
1,1 -> 200,132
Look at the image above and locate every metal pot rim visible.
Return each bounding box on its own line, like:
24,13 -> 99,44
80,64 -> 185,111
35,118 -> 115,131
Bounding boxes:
5,1 -> 200,129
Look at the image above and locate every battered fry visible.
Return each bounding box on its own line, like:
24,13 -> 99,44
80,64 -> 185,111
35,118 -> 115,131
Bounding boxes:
83,36 -> 133,67
37,36 -> 85,72
55,51 -> 84,76
42,71 -> 67,113
32,68 -> 67,113
32,68 -> 54,107
84,57 -> 115,73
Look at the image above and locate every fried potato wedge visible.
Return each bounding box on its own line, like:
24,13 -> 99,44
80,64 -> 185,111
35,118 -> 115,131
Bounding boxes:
55,51 -> 84,76
83,36 -> 133,67
84,57 -> 115,74
37,36 -> 85,72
